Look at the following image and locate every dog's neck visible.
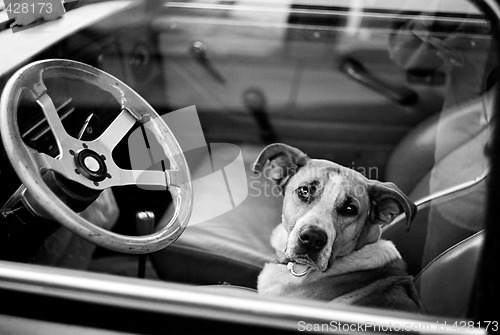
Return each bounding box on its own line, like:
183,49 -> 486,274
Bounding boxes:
259,231 -> 404,299
322,239 -> 401,276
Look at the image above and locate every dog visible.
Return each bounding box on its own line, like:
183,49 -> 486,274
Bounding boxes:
252,143 -> 422,312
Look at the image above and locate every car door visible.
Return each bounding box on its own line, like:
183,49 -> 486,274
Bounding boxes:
153,0 -> 489,177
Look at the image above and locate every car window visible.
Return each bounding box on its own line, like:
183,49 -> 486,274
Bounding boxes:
0,0 -> 497,332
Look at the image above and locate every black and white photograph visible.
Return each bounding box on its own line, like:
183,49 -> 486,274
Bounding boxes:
0,0 -> 498,333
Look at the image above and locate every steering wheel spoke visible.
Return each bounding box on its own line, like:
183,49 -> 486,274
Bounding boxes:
110,167 -> 168,189
29,150 -> 75,180
93,109 -> 137,151
36,92 -> 78,152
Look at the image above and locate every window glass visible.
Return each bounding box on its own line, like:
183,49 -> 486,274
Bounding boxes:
0,0 -> 496,326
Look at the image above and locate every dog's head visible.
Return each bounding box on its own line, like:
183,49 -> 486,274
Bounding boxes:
253,143 -> 416,272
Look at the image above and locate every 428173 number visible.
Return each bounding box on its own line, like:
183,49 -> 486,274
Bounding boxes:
5,2 -> 53,14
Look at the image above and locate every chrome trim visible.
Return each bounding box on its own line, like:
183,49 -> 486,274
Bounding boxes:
0,261 -> 485,335
384,168 -> 489,230
164,2 -> 489,28
415,169 -> 489,208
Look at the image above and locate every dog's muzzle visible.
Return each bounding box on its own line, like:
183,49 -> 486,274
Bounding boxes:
297,227 -> 327,256
285,226 -> 330,276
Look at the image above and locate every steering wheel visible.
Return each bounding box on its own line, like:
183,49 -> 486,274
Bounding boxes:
0,59 -> 193,254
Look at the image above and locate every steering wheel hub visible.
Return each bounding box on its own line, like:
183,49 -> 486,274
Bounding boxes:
73,147 -> 108,182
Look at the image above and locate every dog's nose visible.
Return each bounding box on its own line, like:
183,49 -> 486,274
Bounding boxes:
298,227 -> 328,252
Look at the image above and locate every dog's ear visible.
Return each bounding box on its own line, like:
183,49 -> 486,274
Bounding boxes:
356,181 -> 416,249
251,143 -> 308,191
367,181 -> 417,229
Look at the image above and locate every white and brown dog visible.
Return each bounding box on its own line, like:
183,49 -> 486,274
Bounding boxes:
253,143 -> 422,312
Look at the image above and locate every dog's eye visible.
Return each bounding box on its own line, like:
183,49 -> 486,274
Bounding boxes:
297,185 -> 311,201
339,203 -> 358,216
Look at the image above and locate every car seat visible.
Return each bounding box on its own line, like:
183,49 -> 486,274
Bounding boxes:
415,230 -> 484,317
150,89 -> 492,320
382,91 -> 492,275
151,144 -> 281,288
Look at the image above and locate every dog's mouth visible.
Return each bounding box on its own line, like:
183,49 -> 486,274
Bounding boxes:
286,262 -> 311,277
284,256 -> 324,276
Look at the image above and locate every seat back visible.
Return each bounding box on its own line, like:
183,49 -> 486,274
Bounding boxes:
382,176 -> 487,275
415,231 -> 484,317
383,92 -> 492,275
151,145 -> 281,288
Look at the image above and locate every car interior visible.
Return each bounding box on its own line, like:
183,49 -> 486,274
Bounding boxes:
0,0 -> 498,331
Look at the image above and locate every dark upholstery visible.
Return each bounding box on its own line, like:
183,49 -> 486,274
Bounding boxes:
383,94 -> 491,274
415,231 -> 484,317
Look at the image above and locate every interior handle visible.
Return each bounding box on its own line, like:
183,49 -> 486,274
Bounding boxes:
191,41 -> 225,84
341,58 -> 418,106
